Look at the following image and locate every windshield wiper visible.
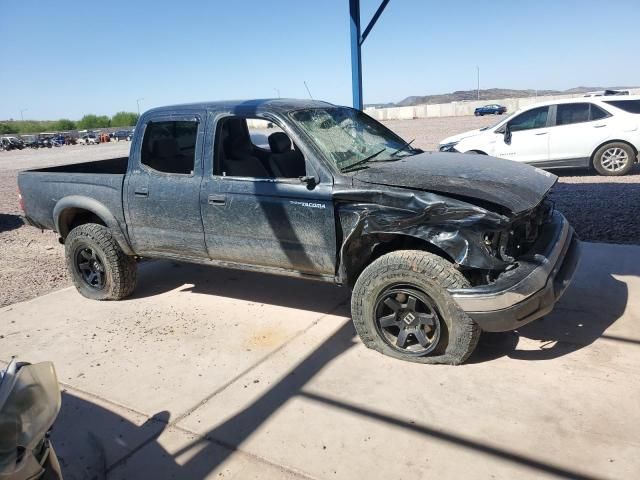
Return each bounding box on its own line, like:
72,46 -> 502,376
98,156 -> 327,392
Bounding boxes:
340,148 -> 386,173
391,138 -> 417,156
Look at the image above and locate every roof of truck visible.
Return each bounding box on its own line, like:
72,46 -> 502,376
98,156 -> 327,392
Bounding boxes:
144,98 -> 336,117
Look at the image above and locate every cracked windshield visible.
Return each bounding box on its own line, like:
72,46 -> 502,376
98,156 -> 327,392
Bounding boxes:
290,107 -> 421,173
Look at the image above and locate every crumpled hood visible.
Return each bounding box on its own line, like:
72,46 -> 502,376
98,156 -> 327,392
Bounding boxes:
352,152 -> 557,215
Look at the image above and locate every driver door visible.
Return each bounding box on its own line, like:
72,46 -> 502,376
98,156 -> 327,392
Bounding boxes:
494,106 -> 551,164
199,115 -> 337,276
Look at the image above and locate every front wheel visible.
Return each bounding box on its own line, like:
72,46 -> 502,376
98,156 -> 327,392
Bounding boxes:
592,143 -> 635,176
351,250 -> 480,365
65,223 -> 137,300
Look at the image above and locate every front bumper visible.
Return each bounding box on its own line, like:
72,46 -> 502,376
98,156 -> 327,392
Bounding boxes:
449,212 -> 581,332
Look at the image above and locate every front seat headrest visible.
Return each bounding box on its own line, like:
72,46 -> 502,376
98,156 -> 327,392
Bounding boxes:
268,132 -> 292,154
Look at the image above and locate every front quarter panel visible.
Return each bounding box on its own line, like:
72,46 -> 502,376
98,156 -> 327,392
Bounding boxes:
333,187 -> 510,284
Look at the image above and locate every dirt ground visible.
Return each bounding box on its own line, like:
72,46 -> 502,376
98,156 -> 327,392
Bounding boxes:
1,117 -> 638,307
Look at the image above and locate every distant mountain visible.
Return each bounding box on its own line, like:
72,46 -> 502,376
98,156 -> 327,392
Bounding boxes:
365,87 -> 637,108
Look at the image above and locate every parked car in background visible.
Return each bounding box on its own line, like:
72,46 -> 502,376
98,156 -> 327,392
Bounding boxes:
0,136 -> 25,151
474,104 -> 507,116
77,134 -> 98,145
440,96 -> 640,176
584,89 -> 629,97
21,135 -> 39,148
113,129 -> 133,141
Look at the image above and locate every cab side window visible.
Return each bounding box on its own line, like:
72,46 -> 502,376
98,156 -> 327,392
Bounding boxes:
590,104 -> 610,120
508,106 -> 549,132
141,121 -> 198,175
556,103 -> 590,125
214,116 -> 306,179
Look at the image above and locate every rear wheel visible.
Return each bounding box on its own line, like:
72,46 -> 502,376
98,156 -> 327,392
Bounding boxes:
351,250 -> 480,365
65,223 -> 137,300
592,142 -> 635,176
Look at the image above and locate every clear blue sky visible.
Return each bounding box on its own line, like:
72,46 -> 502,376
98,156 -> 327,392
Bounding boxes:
1,0 -> 639,120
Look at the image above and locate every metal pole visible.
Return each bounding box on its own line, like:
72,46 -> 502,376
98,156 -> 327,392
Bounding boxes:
476,66 -> 480,100
136,98 -> 144,115
20,108 -> 28,121
349,0 -> 363,110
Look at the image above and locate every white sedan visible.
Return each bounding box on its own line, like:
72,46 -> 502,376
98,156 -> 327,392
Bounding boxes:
439,97 -> 640,176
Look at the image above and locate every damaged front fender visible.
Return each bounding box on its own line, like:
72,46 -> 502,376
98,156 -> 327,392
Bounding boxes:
334,188 -> 512,285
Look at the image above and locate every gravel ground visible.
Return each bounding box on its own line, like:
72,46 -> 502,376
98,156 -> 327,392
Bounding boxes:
1,118 -> 638,307
0,143 -> 131,307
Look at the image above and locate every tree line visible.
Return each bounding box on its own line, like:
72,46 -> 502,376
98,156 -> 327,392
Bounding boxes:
0,111 -> 139,135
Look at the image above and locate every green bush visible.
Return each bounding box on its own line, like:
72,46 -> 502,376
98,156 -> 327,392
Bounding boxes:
0,123 -> 19,134
111,111 -> 139,127
53,119 -> 77,131
77,114 -> 111,129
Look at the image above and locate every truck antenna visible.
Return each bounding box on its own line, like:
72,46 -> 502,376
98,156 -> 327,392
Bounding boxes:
303,81 -> 314,100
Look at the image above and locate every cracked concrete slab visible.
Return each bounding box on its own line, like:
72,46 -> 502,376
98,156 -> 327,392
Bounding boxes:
2,242 -> 639,479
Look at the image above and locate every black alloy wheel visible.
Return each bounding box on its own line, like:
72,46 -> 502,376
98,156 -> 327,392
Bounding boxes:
74,247 -> 106,290
374,286 -> 442,356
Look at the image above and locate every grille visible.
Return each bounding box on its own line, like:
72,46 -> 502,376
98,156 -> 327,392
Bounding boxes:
499,201 -> 552,261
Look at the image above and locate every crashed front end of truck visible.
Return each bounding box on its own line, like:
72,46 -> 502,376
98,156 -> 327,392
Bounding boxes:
335,184 -> 581,333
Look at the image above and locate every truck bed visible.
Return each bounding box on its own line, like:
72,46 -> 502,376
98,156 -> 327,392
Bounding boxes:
18,157 -> 129,232
27,156 -> 129,174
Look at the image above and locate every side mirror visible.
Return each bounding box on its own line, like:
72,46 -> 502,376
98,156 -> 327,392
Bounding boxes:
504,124 -> 512,145
299,175 -> 317,189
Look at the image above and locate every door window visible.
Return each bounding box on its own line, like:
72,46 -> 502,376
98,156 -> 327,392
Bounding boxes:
590,104 -> 610,120
604,99 -> 640,114
508,106 -> 549,132
556,103 -> 590,125
141,121 -> 198,174
214,116 -> 306,179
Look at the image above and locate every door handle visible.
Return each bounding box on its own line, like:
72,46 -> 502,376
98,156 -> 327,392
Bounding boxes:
208,194 -> 226,205
593,124 -> 607,128
535,132 -> 548,136
134,187 -> 149,197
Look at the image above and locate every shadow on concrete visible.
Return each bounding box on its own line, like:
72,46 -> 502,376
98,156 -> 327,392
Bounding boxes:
52,391 -> 171,480
0,213 -> 23,233
471,244 -> 637,363
128,260 -> 349,315
54,320 -> 603,480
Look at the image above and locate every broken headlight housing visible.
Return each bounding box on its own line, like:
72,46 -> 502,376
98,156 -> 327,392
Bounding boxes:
482,201 -> 552,263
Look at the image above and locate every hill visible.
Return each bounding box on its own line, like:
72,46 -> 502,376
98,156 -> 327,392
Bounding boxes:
366,86 -> 636,108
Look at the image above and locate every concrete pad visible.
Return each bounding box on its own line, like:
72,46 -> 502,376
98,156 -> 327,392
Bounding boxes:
2,242 -> 639,479
107,426 -> 312,480
51,386 -> 166,479
51,385 -> 310,479
176,242 -> 640,480
0,260 -> 348,416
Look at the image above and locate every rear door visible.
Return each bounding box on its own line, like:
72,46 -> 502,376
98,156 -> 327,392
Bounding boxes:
199,114 -> 337,276
124,114 -> 208,258
494,105 -> 551,164
548,102 -> 612,164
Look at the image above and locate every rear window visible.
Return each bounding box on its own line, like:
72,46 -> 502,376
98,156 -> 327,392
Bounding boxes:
604,100 -> 640,114
141,120 -> 198,175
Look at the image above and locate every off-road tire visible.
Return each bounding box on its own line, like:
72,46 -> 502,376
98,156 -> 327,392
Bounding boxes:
351,250 -> 480,365
65,223 -> 137,300
592,142 -> 635,176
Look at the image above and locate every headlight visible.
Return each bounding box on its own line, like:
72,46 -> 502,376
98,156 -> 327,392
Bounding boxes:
439,142 -> 459,152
